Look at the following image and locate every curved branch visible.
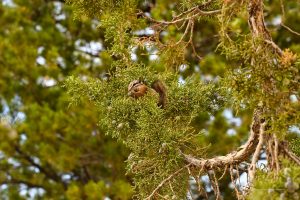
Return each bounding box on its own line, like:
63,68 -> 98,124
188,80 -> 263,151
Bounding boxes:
182,109 -> 263,169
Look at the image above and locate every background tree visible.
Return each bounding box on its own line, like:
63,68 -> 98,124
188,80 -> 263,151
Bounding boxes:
0,0 -> 132,199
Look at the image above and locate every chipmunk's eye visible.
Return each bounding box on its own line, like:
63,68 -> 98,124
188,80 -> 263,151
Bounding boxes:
134,88 -> 139,92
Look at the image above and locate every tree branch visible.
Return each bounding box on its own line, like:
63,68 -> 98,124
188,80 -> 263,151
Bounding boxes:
281,23 -> 300,37
14,145 -> 63,185
248,121 -> 266,183
1,178 -> 45,189
282,145 -> 300,166
182,109 -> 264,169
248,0 -> 283,56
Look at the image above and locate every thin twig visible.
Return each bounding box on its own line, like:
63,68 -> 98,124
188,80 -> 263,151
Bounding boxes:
274,134 -> 280,174
281,23 -> 300,36
189,189 -> 195,200
267,135 -> 275,170
283,147 -> 300,165
218,165 -> 228,180
280,0 -> 285,20
145,164 -> 191,200
176,19 -> 192,45
236,164 -> 241,187
249,121 -> 266,183
169,181 -> 175,194
212,170 -> 221,200
140,9 -> 221,26
264,39 -> 283,56
230,164 -> 240,199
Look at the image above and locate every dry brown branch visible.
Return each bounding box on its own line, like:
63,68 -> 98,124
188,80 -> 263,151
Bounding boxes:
195,164 -> 209,199
182,109 -> 263,169
264,40 -> 283,56
248,121 -> 266,183
176,19 -> 193,45
218,164 -> 228,180
274,135 -> 280,174
282,146 -> 300,166
207,170 -> 219,199
236,164 -> 241,186
139,3 -> 221,26
267,134 -> 275,170
230,164 -> 240,199
212,170 -> 221,200
248,0 -> 270,39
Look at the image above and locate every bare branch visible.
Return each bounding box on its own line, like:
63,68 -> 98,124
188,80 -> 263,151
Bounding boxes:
274,135 -> 280,174
218,165 -> 228,180
182,109 -> 263,169
264,40 -> 283,56
139,8 -> 221,26
248,121 -> 266,183
281,23 -> 300,36
208,170 -> 221,200
282,146 -> 300,166
230,164 -> 240,199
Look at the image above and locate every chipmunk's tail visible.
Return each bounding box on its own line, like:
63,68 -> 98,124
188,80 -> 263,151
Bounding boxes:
151,80 -> 167,109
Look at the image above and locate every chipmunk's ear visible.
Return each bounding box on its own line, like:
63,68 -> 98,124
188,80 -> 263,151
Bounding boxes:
138,77 -> 144,83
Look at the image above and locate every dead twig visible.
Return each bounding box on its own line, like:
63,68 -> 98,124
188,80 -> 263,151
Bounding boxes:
248,121 -> 266,183
281,23 -> 300,36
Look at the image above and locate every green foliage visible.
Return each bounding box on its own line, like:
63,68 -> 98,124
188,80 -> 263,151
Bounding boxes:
1,0 -> 300,199
0,0 -> 131,199
65,63 -> 227,198
248,160 -> 300,200
291,138 -> 300,157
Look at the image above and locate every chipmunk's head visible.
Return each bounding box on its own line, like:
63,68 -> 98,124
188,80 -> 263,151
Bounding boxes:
128,79 -> 148,98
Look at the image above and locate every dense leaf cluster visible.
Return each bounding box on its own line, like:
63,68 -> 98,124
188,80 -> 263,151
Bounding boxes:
65,63 -> 226,198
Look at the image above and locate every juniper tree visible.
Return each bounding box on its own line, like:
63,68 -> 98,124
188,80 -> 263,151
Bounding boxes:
65,0 -> 300,199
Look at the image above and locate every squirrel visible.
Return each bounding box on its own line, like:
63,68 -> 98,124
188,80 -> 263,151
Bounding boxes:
127,79 -> 167,108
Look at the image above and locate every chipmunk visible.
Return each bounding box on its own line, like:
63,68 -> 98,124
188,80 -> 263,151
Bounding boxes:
127,79 -> 167,108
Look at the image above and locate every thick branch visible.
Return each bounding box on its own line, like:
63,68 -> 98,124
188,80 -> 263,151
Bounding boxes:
14,145 -> 63,184
248,0 -> 270,39
248,0 -> 283,56
183,109 -> 263,169
1,178 -> 45,189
